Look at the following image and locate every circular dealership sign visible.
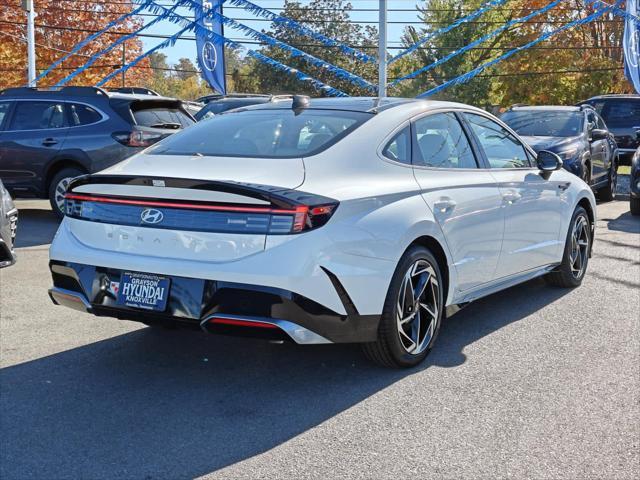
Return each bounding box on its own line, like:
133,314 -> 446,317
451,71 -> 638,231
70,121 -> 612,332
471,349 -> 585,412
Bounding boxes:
202,41 -> 218,72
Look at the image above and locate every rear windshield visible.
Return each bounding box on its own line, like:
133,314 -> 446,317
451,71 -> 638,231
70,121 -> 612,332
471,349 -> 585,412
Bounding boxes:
131,102 -> 194,129
150,109 -> 372,158
500,110 -> 583,137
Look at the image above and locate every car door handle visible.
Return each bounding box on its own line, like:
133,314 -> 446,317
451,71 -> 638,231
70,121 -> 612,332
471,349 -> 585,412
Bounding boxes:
42,138 -> 58,146
502,191 -> 522,204
433,198 -> 456,214
558,182 -> 571,191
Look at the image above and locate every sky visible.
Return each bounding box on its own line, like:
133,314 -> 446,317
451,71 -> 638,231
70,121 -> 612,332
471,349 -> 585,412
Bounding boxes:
142,0 -> 422,65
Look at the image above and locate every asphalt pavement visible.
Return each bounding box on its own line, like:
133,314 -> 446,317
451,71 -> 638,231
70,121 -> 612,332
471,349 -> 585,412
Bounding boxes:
1,197 -> 638,480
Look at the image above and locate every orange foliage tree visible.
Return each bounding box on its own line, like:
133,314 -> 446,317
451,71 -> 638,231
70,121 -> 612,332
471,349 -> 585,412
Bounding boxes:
0,0 -> 153,89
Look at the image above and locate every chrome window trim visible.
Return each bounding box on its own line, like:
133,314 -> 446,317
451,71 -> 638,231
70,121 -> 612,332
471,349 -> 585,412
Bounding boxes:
1,98 -> 109,133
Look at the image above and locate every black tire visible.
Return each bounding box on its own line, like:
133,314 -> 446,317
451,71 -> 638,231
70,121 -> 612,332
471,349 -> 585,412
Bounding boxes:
597,160 -> 617,202
362,246 -> 444,368
631,197 -> 640,216
582,162 -> 592,186
545,206 -> 591,288
48,167 -> 85,218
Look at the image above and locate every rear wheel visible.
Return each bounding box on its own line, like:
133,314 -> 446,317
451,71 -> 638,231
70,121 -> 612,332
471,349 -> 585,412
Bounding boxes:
598,160 -> 617,202
631,197 -> 640,216
48,167 -> 85,218
545,206 -> 591,288
362,246 -> 444,368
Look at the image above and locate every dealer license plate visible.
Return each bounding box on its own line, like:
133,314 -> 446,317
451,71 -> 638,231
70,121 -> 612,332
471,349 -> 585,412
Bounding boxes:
116,272 -> 170,311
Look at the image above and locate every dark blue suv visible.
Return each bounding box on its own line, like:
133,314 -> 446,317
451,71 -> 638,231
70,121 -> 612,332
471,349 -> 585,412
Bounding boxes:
500,105 -> 618,201
0,86 -> 195,216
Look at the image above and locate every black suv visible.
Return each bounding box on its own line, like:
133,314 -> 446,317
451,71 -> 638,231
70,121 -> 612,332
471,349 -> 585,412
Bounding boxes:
578,94 -> 640,163
194,94 -> 292,120
0,86 -> 195,216
500,105 -> 618,201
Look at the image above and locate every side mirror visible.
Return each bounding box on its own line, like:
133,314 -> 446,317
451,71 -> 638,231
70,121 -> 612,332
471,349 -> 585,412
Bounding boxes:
536,150 -> 563,173
590,128 -> 608,141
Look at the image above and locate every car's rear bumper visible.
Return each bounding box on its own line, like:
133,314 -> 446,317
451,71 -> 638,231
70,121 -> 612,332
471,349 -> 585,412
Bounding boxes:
48,261 -> 380,344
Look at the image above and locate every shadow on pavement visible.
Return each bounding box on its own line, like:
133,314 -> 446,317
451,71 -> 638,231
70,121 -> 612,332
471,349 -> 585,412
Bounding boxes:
1,277 -> 570,479
603,209 -> 640,235
14,208 -> 60,248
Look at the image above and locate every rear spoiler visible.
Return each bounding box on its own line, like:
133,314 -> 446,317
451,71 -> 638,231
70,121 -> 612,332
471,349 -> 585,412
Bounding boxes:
67,174 -> 334,210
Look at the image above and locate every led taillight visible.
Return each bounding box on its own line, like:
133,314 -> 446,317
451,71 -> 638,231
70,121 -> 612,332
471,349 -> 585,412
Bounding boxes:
63,193 -> 338,234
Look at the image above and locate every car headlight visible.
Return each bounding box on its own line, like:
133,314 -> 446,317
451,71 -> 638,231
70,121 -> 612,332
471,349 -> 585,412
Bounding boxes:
555,147 -> 580,160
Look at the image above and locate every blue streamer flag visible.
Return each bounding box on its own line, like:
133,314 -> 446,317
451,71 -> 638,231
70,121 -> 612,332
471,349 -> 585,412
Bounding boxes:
96,4 -> 347,97
623,0 -> 640,93
389,0 -> 508,65
172,0 -> 373,90
227,0 -> 375,63
35,0 -> 154,83
391,0 -> 564,87
55,0 -> 189,87
417,0 -> 622,98
196,0 -> 227,94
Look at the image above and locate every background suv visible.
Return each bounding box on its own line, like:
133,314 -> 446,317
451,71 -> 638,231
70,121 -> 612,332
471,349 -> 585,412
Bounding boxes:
501,105 -> 618,201
578,94 -> 640,163
0,86 -> 195,216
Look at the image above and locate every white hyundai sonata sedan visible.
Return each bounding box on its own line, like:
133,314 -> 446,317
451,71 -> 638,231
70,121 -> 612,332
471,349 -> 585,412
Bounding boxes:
48,97 -> 596,367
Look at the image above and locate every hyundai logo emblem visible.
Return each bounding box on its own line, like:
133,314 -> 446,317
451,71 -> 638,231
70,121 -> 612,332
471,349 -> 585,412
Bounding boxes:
140,208 -> 164,225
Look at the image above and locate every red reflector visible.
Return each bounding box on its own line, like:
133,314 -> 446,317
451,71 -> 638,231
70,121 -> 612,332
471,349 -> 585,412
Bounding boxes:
208,317 -> 279,329
310,205 -> 335,216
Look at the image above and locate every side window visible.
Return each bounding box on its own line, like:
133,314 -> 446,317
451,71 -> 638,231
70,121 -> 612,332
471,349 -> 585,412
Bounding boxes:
9,101 -> 66,130
586,111 -> 597,131
412,112 -> 477,168
0,102 -> 12,130
595,113 -> 607,130
382,126 -> 411,164
464,113 -> 531,169
68,103 -> 102,126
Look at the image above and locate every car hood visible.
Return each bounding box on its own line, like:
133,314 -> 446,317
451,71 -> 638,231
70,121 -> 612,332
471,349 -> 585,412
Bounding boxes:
99,152 -> 306,189
520,135 -> 580,152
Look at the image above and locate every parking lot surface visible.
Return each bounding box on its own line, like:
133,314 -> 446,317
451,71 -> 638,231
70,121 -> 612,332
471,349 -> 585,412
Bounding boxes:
1,198 -> 638,480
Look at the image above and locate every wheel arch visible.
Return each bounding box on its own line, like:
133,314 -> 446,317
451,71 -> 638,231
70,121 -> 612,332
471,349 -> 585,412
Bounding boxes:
44,159 -> 88,192
576,196 -> 595,257
406,235 -> 451,307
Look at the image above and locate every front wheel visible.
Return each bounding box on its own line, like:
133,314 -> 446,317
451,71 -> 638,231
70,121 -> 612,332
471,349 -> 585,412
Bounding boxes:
631,197 -> 640,216
362,246 -> 444,368
545,206 -> 591,288
597,161 -> 617,202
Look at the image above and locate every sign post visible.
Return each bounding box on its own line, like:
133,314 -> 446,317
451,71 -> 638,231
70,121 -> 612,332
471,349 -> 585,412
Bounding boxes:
378,0 -> 387,97
22,0 -> 36,86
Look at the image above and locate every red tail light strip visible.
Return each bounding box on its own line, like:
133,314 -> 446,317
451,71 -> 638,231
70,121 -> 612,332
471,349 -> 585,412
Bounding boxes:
65,193 -> 304,215
208,317 -> 280,330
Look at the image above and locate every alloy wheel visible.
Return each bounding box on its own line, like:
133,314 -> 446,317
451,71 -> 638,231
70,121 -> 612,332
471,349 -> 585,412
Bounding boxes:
570,215 -> 590,279
54,177 -> 72,213
396,259 -> 440,355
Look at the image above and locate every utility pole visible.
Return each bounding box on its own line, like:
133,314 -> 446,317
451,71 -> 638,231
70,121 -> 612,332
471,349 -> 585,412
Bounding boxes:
378,0 -> 387,97
22,0 -> 36,87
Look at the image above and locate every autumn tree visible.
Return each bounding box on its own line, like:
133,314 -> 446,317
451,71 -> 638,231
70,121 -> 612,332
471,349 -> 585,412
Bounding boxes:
250,0 -> 379,96
0,0 -> 151,89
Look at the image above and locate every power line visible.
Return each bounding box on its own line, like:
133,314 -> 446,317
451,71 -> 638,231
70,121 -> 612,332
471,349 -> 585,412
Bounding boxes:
5,4 -> 623,24
0,19 -> 623,51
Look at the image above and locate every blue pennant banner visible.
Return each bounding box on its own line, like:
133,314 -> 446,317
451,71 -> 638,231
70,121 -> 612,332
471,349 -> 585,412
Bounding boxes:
624,0 -> 640,93
196,0 -> 227,94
